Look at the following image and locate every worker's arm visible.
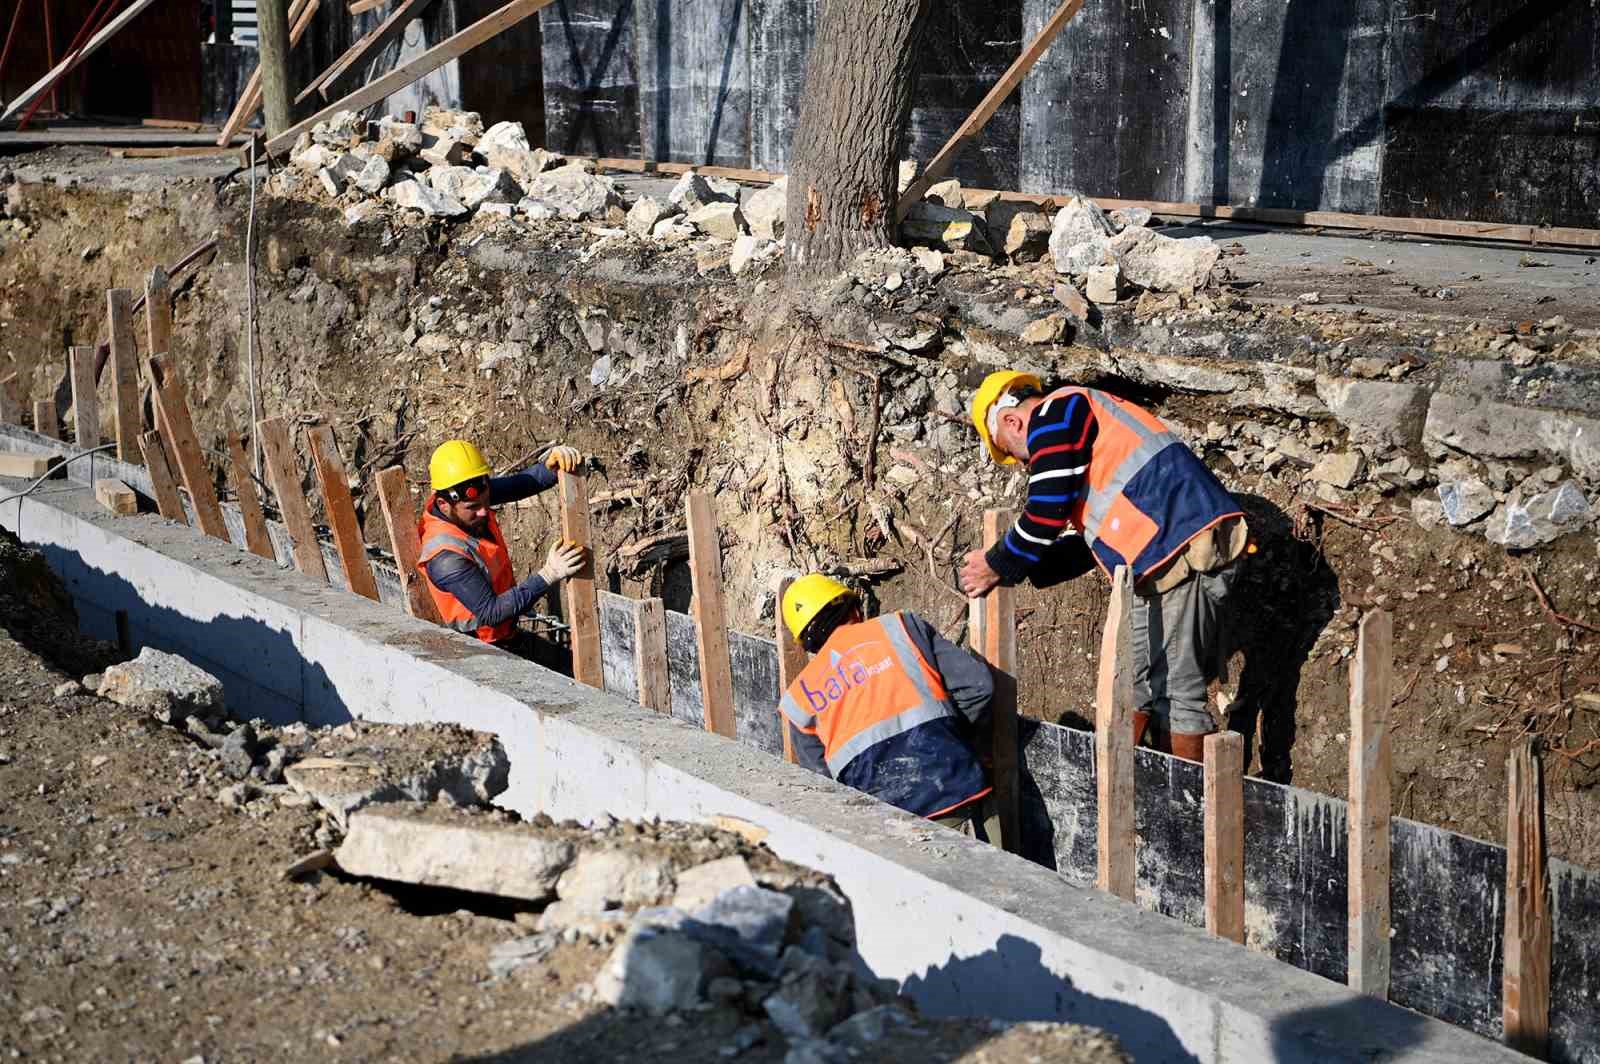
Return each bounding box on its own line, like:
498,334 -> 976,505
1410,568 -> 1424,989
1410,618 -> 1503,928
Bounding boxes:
486,445 -> 584,506
424,553 -> 552,628
788,722 -> 830,777
901,612 -> 994,726
984,393 -> 1098,587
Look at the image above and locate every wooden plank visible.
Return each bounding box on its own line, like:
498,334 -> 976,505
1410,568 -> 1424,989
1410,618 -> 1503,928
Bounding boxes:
0,373 -> 18,424
32,399 -> 59,440
1095,564 -> 1135,900
685,490 -> 736,738
0,453 -> 51,478
109,146 -> 233,159
141,118 -> 206,131
0,0 -> 161,124
1504,737 -> 1551,1058
149,360 -> 229,541
261,0 -> 558,157
256,417 -> 328,582
895,0 -> 1087,221
349,0 -> 388,14
136,431 -> 188,521
1348,609 -> 1394,996
226,431 -> 276,561
305,423 -> 380,601
69,346 -> 98,449
297,0 -> 437,105
558,470 -> 603,688
373,465 -> 441,621
592,157 -> 783,185
976,509 -> 1020,853
1204,730 -> 1246,943
634,597 -> 670,713
774,575 -> 806,764
94,478 -> 138,516
105,288 -> 140,463
216,0 -> 320,145
144,266 -> 172,360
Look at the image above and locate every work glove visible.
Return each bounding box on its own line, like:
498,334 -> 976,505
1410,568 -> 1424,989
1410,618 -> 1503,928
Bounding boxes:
538,540 -> 586,586
544,446 -> 583,473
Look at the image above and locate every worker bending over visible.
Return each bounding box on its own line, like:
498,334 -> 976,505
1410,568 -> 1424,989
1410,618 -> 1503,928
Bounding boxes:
778,574 -> 1002,846
962,371 -> 1249,764
418,439 -> 587,649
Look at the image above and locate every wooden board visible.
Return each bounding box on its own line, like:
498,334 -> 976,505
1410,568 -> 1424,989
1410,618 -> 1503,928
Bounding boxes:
0,373 -> 18,424
774,575 -> 806,764
109,146 -> 233,159
373,464 -> 441,622
1204,730 -> 1246,943
558,470 -> 603,688
69,346 -> 98,449
136,431 -> 188,521
977,509 -> 1020,853
634,597 -> 669,713
685,490 -> 736,738
149,361 -> 228,541
144,266 -> 172,362
1504,738 -> 1551,1058
0,0 -> 161,123
32,399 -> 58,440
94,478 -> 138,516
106,289 -> 141,463
349,0 -> 388,12
1095,564 -> 1135,900
262,0 -> 558,156
1349,609 -> 1394,996
0,453 -> 51,478
226,431 -> 276,560
256,417 -> 328,582
297,0 -> 437,105
304,424 -> 380,600
216,0 -> 320,145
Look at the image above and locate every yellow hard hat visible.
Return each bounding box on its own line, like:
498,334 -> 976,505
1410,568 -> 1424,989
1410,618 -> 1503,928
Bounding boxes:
429,439 -> 491,491
782,573 -> 857,643
970,370 -> 1042,465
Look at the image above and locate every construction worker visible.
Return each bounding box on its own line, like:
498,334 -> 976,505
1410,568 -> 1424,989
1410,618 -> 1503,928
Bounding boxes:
962,371 -> 1249,764
778,574 -> 1002,845
418,439 -> 587,649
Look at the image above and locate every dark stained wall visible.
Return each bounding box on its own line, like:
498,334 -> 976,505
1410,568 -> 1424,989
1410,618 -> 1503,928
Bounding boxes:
541,0 -> 639,158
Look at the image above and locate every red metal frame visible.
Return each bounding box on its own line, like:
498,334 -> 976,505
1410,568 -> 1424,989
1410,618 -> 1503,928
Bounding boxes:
17,0 -> 120,129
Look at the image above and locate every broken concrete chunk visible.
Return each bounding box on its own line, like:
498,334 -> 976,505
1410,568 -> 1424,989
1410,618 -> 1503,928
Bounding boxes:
335,803 -> 574,901
373,118 -> 422,159
911,247 -> 946,277
537,898 -> 629,939
924,178 -> 964,209
420,106 -> 484,142
1485,481 -> 1592,549
98,648 -> 224,723
311,109 -> 363,148
743,178 -> 788,242
290,143 -> 340,173
386,178 -> 469,219
897,159 -> 918,194
556,847 -> 674,908
419,134 -> 470,168
652,216 -> 697,243
317,167 -> 343,197
220,723 -> 260,781
476,124 -> 555,189
673,856 -> 758,912
488,932 -> 558,979
1109,206 -> 1153,231
518,166 -> 623,221
425,165 -> 519,210
1020,313 -> 1068,345
1053,282 -> 1091,321
1309,451 -> 1365,490
1108,225 -> 1220,292
1314,377 -> 1429,450
689,884 -> 794,978
763,950 -> 851,1039
351,155 -> 390,196
593,913 -> 732,1013
1437,477 -> 1497,526
901,201 -> 993,256
668,171 -> 740,212
1048,195 -> 1116,274
1085,263 -> 1122,305
828,1004 -> 918,1050
283,724 -> 508,826
476,119 -> 530,157
1003,211 -> 1052,263
686,201 -> 748,239
730,234 -> 772,276
626,195 -> 675,239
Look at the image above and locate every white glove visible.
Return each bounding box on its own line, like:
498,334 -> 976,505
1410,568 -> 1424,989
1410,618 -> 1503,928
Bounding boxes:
544,446 -> 583,473
538,540 -> 586,585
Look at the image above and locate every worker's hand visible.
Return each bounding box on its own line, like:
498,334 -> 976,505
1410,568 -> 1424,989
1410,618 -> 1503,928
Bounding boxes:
960,549 -> 1000,598
537,540 -> 586,585
544,446 -> 583,473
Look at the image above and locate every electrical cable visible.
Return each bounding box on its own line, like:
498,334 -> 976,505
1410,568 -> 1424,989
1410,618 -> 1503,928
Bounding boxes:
245,137 -> 261,478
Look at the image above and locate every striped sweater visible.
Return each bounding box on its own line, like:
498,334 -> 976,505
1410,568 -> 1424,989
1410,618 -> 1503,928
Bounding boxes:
984,391 -> 1098,586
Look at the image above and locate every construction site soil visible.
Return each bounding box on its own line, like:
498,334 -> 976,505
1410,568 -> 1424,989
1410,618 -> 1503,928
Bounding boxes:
4,146 -> 1600,879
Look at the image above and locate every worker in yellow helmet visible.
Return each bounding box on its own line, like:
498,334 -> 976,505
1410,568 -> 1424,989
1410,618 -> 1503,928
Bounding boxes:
777,573 -> 1002,846
417,439 -> 586,647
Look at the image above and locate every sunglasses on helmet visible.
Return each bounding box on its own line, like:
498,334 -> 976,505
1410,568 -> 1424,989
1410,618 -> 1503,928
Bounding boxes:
441,476 -> 490,503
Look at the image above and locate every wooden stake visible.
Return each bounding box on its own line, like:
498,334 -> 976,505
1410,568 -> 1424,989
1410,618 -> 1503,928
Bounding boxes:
1348,609 -> 1394,997
144,266 -> 172,359
296,0 -> 437,106
686,491 -> 736,738
373,465 -> 442,622
304,424 -> 379,600
149,360 -> 228,541
1204,730 -> 1246,943
216,0 -> 322,144
136,431 -> 188,521
895,0 -> 1086,221
256,416 -> 328,582
634,597 -> 670,713
32,399 -> 59,440
1504,737 -> 1551,1058
774,575 -> 807,765
69,346 -> 98,449
1095,564 -> 1135,900
0,373 -> 18,424
94,478 -> 138,516
254,0 -> 297,137
972,509 -> 1020,853
226,431 -> 277,561
557,470 -> 603,688
106,289 -> 140,463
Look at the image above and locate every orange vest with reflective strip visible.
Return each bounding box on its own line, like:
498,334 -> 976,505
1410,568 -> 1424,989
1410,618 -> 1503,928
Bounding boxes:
417,497 -> 516,644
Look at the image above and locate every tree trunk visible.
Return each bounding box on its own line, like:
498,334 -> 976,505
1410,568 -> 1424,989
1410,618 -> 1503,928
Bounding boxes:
255,0 -> 295,137
785,0 -> 931,279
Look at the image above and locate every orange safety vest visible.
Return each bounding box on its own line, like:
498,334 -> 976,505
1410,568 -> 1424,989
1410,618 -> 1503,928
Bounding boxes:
417,496 -> 517,644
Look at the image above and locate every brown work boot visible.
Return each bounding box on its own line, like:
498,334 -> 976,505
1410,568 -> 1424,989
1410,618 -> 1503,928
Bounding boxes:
1170,732 -> 1208,764
1132,710 -> 1151,747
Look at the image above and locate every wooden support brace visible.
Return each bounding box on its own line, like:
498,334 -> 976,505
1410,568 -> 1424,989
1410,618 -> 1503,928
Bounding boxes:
215,0 -> 321,145
0,373 -> 18,424
558,470 -> 603,688
148,360 -> 228,541
634,597 -> 670,713
1348,609 -> 1394,997
94,478 -> 138,516
70,346 -> 98,449
106,289 -> 141,463
296,0 -> 437,105
143,267 -> 172,435
32,399 -> 59,440
1504,737 -> 1551,1059
136,431 -> 188,522
0,0 -> 161,124
227,431 -> 277,561
256,417 -> 328,582
973,510 -> 1020,853
1095,564 -> 1135,900
1204,730 -> 1246,943
305,423 -> 380,601
774,575 -> 807,765
686,490 -> 736,738
373,465 -> 441,622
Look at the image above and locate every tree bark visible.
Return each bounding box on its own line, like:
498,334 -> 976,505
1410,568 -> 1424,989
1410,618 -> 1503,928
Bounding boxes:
785,0 -> 931,279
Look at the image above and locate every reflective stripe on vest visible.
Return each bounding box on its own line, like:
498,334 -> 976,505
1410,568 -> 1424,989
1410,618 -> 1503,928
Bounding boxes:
417,498 -> 517,643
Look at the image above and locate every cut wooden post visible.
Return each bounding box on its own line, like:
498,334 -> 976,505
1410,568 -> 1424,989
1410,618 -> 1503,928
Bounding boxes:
1504,737 -> 1551,1059
256,417 -> 329,582
33,399 -> 59,440
557,470 -> 603,688
1095,564 -> 1136,900
0,373 -> 18,424
94,478 -> 138,516
304,424 -> 380,600
254,0 -> 296,136
1348,609 -> 1394,997
144,266 -> 172,360
216,0 -> 322,144
686,490 -> 736,738
774,574 -> 807,765
106,288 -> 140,463
149,360 -> 228,541
373,465 -> 441,622
296,0 -> 437,106
0,453 -> 52,478
634,597 -> 670,713
226,431 -> 277,560
70,346 -> 98,449
136,431 -> 188,522
895,0 -> 1087,221
972,509 -> 1020,853
1204,730 -> 1246,943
